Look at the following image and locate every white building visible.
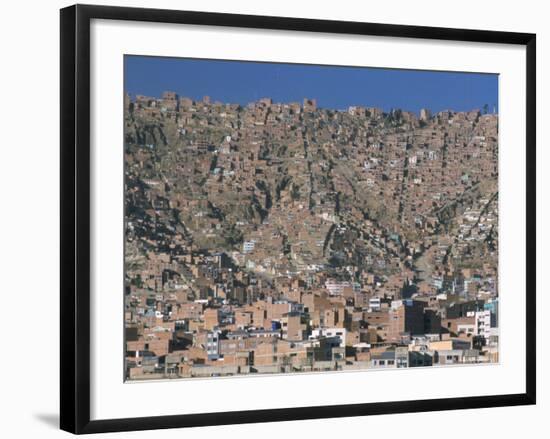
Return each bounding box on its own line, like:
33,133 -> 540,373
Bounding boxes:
206,329 -> 221,359
369,297 -> 382,310
475,310 -> 492,340
310,328 -> 346,347
242,240 -> 256,253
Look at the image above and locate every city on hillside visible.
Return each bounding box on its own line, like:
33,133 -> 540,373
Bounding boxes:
124,91 -> 499,380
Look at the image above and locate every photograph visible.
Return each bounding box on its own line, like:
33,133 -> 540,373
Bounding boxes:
0,0 -> 540,436
123,56 -> 500,381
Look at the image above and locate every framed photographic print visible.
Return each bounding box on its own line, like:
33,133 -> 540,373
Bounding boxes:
60,4 -> 536,434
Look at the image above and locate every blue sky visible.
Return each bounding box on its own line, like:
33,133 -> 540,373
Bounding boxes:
124,55 -> 498,115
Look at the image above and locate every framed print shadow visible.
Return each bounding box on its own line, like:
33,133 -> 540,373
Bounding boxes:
60,4 -> 536,435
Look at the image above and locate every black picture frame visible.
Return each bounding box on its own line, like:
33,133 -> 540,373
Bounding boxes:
60,4 -> 536,434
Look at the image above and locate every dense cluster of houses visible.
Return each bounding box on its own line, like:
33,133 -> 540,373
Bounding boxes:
124,92 -> 499,379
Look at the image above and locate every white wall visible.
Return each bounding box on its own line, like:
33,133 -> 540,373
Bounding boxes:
0,0 -> 547,437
